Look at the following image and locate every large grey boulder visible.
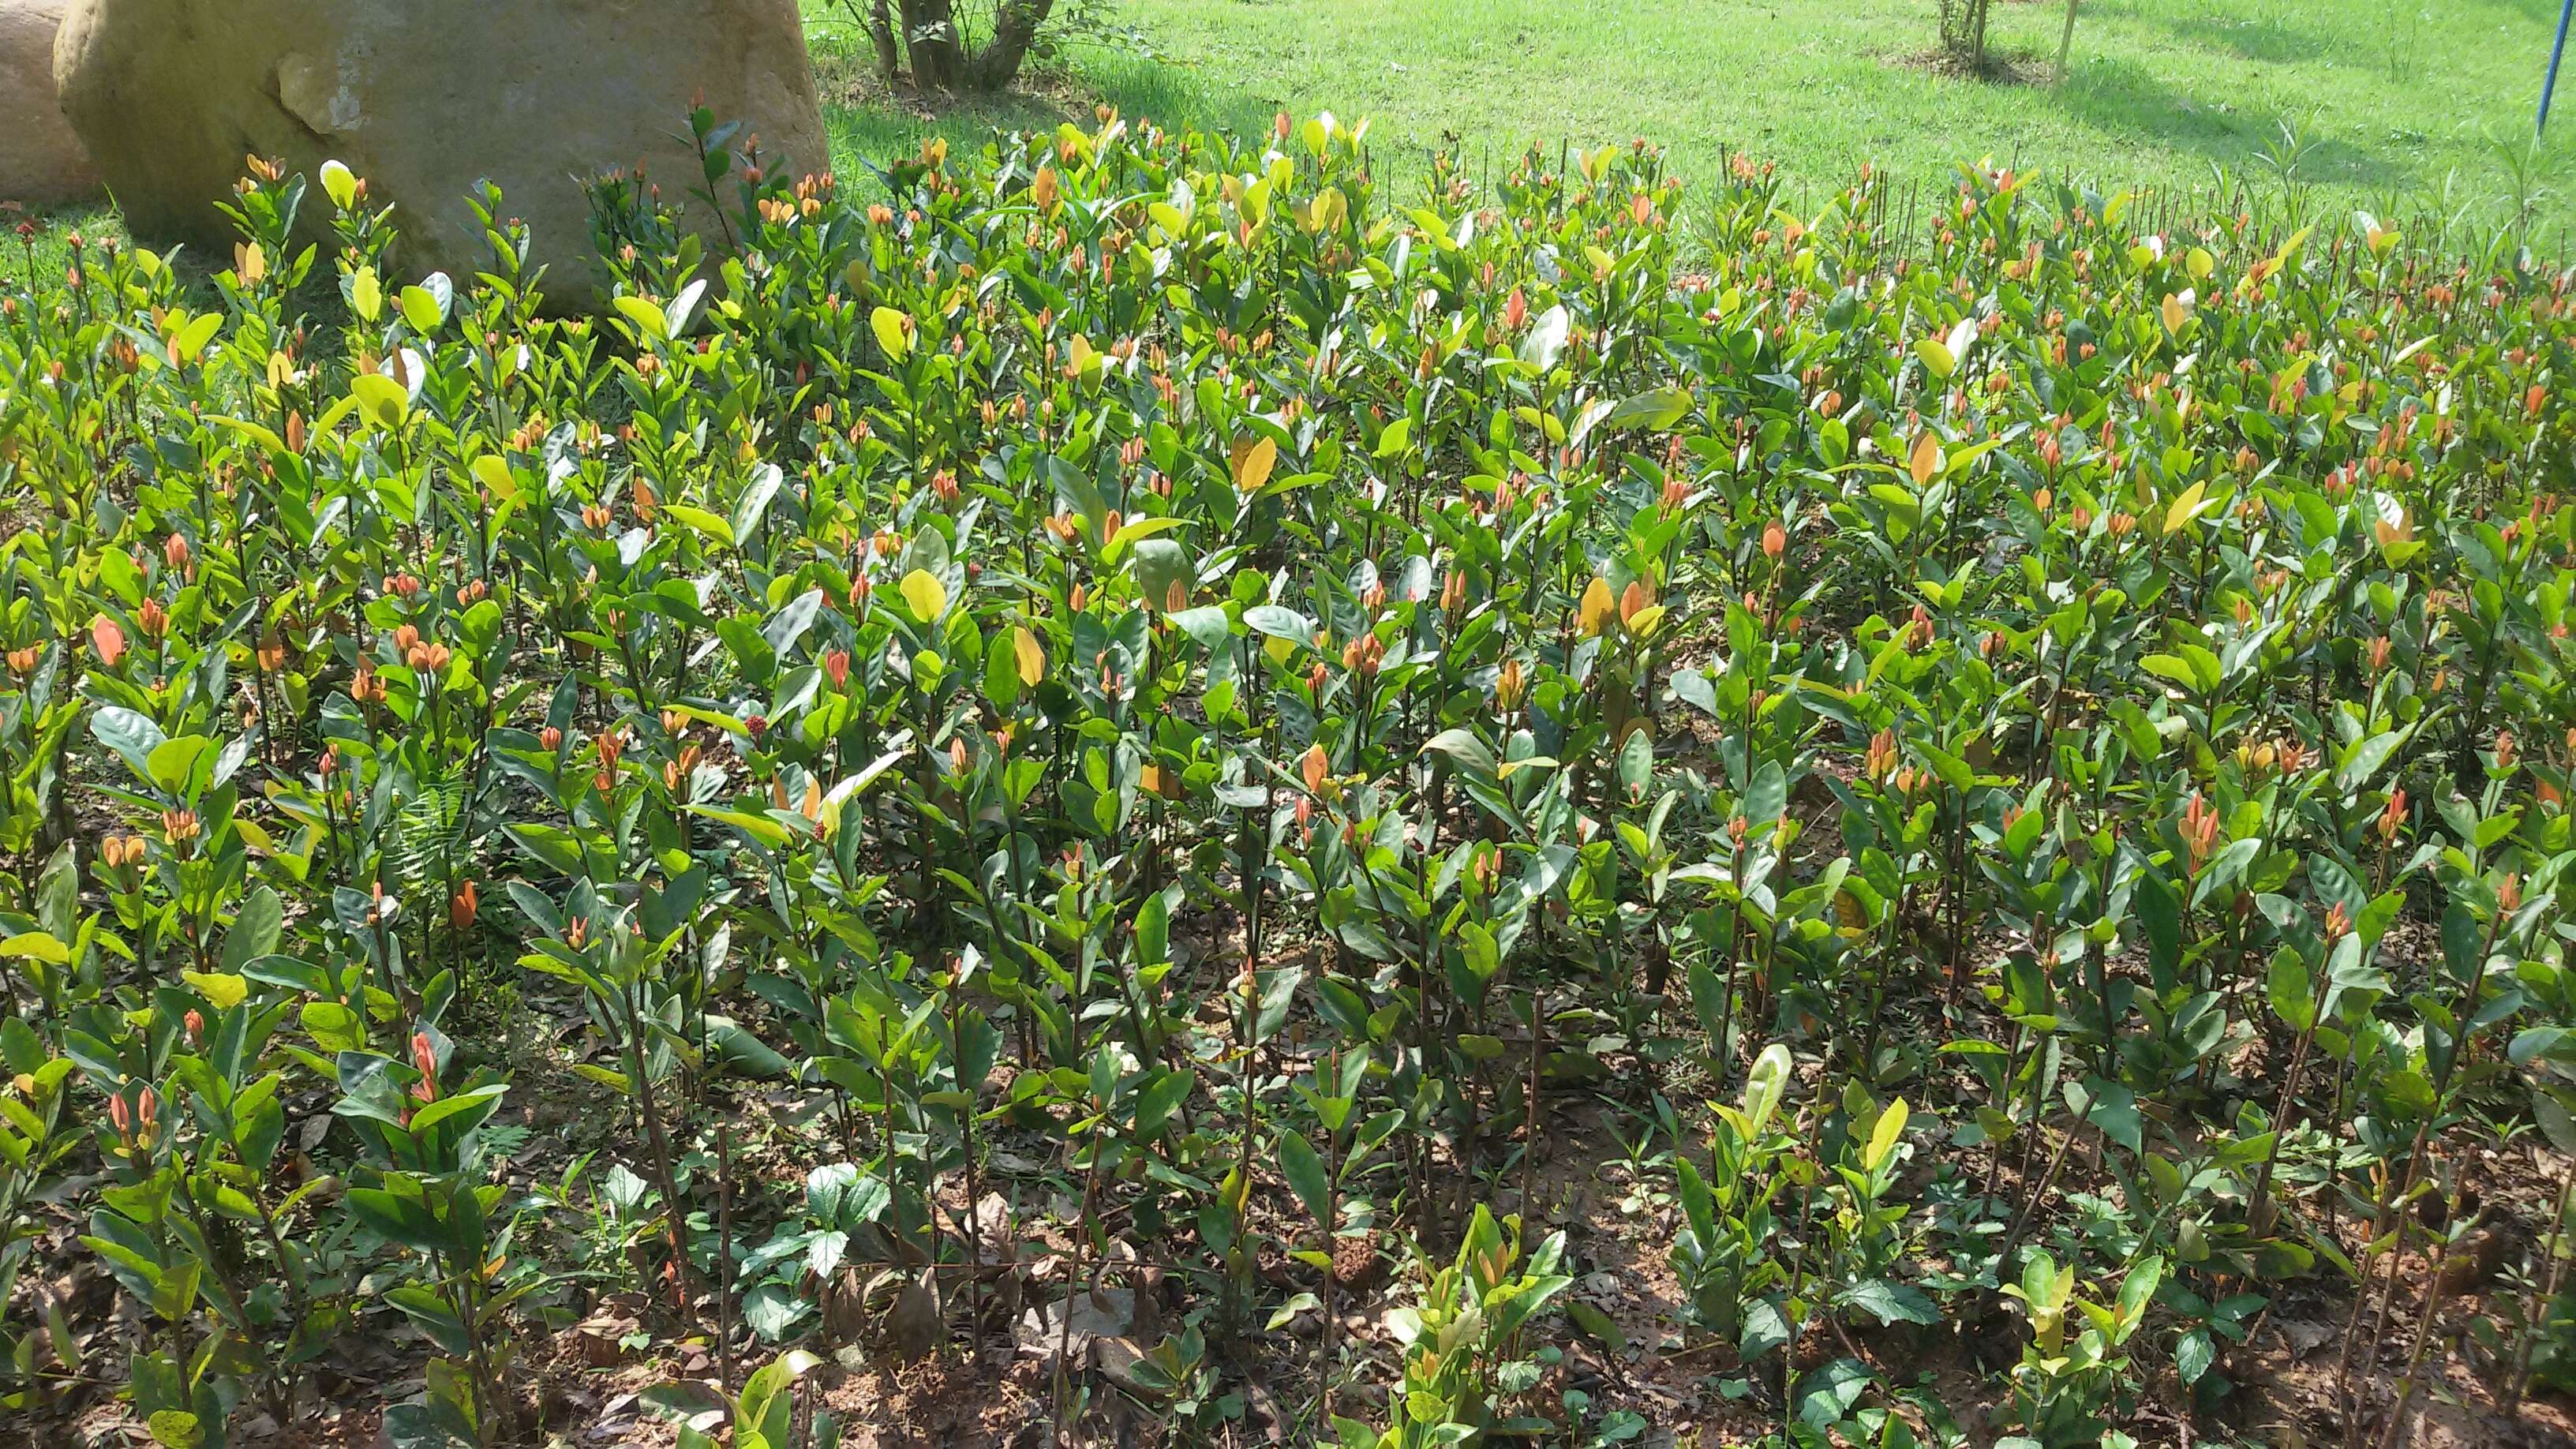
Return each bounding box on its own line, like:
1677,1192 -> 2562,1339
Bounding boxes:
53,0 -> 829,289
1,0 -> 96,205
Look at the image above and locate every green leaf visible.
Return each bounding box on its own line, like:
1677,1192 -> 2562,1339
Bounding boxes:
1278,1129 -> 1332,1226
1741,1042 -> 1792,1139
1566,1298 -> 1629,1353
2176,1325 -> 2214,1384
1839,1278 -> 1942,1327
1421,728 -> 1497,777
1518,304 -> 1570,370
707,1016 -> 788,1077
1739,1296 -> 1790,1361
2132,865 -> 2183,992
222,886 -> 283,972
1133,1069 -> 1194,1136
687,806 -> 795,848
348,1185 -> 447,1252
1603,386 -> 1693,432
92,706 -> 168,780
1795,1357 -> 1875,1431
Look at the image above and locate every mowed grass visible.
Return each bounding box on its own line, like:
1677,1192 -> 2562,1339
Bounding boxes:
802,0 -> 2576,234
14,0 -> 2571,282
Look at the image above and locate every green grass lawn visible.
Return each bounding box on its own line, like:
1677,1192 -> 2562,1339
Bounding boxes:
17,0 -> 2570,280
803,0 -> 2576,234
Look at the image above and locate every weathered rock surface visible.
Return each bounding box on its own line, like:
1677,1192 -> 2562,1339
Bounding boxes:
1,0 -> 96,204
54,0 -> 828,293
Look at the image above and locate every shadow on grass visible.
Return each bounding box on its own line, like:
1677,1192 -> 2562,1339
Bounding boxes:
2149,9 -> 2338,66
2051,55 -> 2406,192
809,34 -> 1280,174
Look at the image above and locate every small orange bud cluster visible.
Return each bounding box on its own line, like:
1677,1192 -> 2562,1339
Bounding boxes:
664,740 -> 704,793
2180,792 -> 2219,871
398,625 -> 451,676
410,1032 -> 440,1112
1863,728 -> 1899,784
107,1084 -> 159,1153
157,810 -> 199,863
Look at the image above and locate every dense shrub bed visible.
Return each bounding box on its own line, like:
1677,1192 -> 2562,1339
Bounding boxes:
5,111 -> 2576,1447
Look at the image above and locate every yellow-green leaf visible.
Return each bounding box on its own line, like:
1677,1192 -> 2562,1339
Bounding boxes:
2163,480 -> 2214,535
900,569 -> 948,621
871,306 -> 912,361
182,972 -> 251,1009
350,373 -> 408,429
170,313 -> 223,365
1863,1097 -> 1910,1172
399,285 -> 444,335
613,294 -> 668,343
1012,626 -> 1046,686
662,504 -> 735,545
319,159 -> 359,210
470,454 -> 521,504
0,931 -> 69,964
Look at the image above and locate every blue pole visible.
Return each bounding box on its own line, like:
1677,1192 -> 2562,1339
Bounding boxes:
2544,0 -> 2576,137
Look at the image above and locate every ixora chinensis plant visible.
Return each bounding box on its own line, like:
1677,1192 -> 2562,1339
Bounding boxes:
2,101 -> 2576,1446
1339,1204 -> 1573,1447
